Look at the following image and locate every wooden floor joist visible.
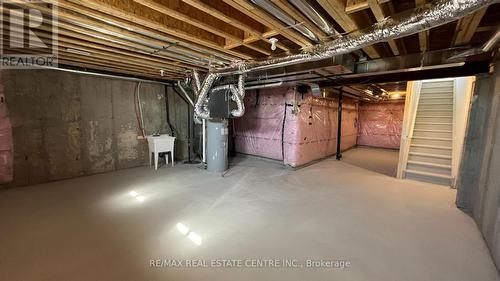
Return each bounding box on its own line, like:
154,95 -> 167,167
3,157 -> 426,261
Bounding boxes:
453,7 -> 488,46
222,0 -> 312,48
42,0 -> 253,60
315,0 -> 381,59
416,0 -> 429,52
6,0 -> 225,65
2,0 -> 496,80
182,0 -> 289,52
367,0 -> 401,56
132,0 -> 271,56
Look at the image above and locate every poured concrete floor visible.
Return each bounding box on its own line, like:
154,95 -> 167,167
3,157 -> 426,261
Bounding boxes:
342,146 -> 400,177
0,156 -> 498,281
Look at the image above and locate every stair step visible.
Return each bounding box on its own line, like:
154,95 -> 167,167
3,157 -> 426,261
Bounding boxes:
412,136 -> 452,141
407,160 -> 452,169
421,81 -> 453,87
413,129 -> 452,133
410,144 -> 452,150
404,169 -> 452,179
415,122 -> 452,125
420,89 -> 453,94
418,103 -> 453,106
409,152 -> 452,159
420,96 -> 453,100
417,109 -> 453,112
415,115 -> 453,118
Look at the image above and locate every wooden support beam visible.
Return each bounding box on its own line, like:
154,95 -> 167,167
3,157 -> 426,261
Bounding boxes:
476,26 -> 496,33
316,0 -> 381,59
2,9 -> 201,72
367,0 -> 400,56
58,59 -> 175,79
270,0 -> 327,40
415,0 -> 428,52
453,7 -> 488,46
133,0 -> 271,56
346,0 -> 369,14
8,0 -> 229,65
4,38 -> 180,78
45,0 -> 253,60
222,0 -> 312,47
419,30 -> 429,52
182,0 -> 289,52
8,29 -> 186,74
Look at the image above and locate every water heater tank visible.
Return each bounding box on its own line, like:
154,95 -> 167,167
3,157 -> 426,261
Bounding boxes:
206,119 -> 228,173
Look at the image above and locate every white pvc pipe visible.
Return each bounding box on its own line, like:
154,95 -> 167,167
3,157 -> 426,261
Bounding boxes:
202,119 -> 206,164
137,81 -> 146,137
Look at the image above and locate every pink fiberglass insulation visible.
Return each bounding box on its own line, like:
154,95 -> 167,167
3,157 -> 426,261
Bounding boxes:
233,87 -> 358,167
232,87 -> 288,160
341,99 -> 359,151
357,101 -> 404,149
0,71 -> 13,183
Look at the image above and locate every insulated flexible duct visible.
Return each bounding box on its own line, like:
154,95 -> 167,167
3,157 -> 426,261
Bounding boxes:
194,0 -> 497,119
194,73 -> 218,119
192,70 -> 202,93
202,75 -> 246,118
232,75 -> 246,117
288,0 -> 337,36
214,0 -> 497,76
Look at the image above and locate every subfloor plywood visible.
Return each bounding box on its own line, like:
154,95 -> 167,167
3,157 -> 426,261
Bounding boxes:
0,156 -> 498,281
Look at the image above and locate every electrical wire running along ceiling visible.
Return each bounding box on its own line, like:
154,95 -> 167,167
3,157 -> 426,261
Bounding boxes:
4,0 -> 500,81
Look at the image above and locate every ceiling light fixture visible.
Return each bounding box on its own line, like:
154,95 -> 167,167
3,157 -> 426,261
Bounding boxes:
269,38 -> 278,51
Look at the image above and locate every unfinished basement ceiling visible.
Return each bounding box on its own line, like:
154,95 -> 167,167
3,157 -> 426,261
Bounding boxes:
5,0 -> 500,81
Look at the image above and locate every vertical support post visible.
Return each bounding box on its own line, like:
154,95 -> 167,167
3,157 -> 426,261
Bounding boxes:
202,119 -> 206,164
336,88 -> 343,160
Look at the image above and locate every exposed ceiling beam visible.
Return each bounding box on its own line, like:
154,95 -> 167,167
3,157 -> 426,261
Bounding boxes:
415,0 -> 428,52
346,0 -> 369,14
270,0 -> 327,40
222,0 -> 312,47
10,0 -> 233,65
181,0 -> 289,52
453,7 -> 488,46
315,0 -> 381,59
367,0 -> 400,56
132,0 -> 271,56
51,0 -> 253,60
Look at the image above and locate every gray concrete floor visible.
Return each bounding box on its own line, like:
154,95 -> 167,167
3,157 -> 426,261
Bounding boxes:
342,146 -> 400,177
0,156 -> 498,281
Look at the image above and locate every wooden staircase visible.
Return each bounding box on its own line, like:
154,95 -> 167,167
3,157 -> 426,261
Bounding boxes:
404,81 -> 454,186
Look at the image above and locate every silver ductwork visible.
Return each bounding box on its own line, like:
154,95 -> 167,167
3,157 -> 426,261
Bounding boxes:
288,0 -> 337,36
214,0 -> 496,76
194,0 -> 497,119
192,70 -> 202,93
232,75 -> 246,117
194,73 -> 218,119
249,0 -> 318,42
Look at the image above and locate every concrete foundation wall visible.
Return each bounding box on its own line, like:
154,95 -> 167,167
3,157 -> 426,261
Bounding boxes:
457,62 -> 500,270
2,70 -> 191,187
